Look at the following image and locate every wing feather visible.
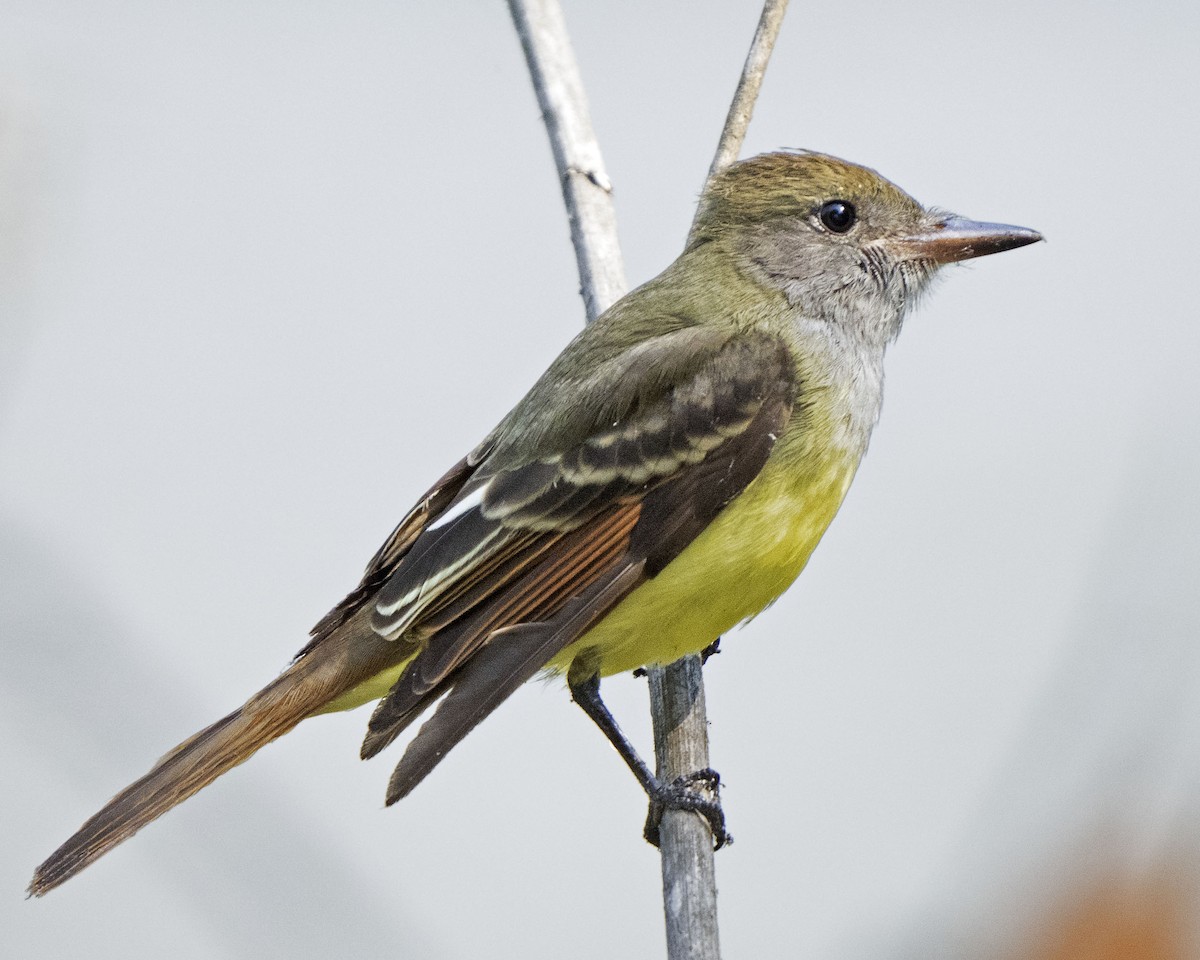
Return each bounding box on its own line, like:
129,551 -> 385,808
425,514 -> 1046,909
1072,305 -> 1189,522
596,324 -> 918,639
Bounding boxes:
352,330 -> 797,792
383,561 -> 648,804
360,502 -> 643,759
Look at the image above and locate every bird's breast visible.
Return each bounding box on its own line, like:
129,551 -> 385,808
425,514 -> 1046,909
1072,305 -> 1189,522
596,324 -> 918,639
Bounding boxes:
551,447 -> 862,678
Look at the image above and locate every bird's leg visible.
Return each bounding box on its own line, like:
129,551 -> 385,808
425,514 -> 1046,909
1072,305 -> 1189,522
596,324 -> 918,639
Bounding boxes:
568,667 -> 729,850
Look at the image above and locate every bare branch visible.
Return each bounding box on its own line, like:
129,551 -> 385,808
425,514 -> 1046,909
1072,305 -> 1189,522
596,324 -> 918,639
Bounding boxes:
506,0 -> 626,322
647,659 -> 721,957
704,0 -> 791,184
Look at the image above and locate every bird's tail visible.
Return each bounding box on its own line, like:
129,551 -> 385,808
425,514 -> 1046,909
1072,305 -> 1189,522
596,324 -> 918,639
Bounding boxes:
28,651 -> 357,897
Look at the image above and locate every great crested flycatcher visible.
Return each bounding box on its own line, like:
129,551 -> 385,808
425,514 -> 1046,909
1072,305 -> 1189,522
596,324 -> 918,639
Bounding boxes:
30,151 -> 1041,895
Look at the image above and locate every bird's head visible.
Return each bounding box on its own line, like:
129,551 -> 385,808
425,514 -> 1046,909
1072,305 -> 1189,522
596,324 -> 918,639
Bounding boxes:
689,151 -> 1041,347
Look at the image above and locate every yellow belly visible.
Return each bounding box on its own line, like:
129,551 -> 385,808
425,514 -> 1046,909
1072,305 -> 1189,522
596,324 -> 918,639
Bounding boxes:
323,452 -> 858,712
548,455 -> 858,677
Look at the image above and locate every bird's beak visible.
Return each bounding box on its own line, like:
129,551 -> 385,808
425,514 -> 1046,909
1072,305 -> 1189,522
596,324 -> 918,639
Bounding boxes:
893,216 -> 1043,264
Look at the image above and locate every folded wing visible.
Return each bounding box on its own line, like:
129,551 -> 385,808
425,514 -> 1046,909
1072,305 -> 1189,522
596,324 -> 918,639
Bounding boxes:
358,327 -> 797,800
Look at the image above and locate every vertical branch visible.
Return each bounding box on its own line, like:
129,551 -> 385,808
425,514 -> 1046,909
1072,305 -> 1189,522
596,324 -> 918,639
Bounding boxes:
508,2 -> 788,958
701,0 -> 791,187
506,0 -> 626,321
646,659 -> 721,956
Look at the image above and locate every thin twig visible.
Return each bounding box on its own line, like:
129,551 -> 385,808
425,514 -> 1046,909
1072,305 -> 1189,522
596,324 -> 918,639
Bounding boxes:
506,0 -> 626,321
507,2 -> 788,958
646,658 -> 721,958
693,0 -> 791,227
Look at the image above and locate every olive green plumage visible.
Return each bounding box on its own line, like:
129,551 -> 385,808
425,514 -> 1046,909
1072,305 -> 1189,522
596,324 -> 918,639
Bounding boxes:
30,151 -> 1041,896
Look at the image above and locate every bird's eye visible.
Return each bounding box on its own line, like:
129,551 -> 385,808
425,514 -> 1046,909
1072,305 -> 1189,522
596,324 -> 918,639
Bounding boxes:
818,200 -> 856,233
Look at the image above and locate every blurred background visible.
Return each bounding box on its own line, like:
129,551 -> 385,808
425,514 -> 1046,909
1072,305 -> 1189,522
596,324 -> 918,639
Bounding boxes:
2,1 -> 1198,957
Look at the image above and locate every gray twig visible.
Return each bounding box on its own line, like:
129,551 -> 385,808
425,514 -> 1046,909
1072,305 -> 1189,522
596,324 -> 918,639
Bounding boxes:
506,0 -> 626,321
647,658 -> 722,958
693,0 -> 791,228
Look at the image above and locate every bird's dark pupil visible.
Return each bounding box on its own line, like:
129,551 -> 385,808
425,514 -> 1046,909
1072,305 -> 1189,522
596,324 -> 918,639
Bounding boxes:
819,200 -> 856,233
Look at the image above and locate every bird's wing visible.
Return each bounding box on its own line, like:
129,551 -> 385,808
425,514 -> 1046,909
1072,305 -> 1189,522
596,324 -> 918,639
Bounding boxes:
354,326 -> 797,799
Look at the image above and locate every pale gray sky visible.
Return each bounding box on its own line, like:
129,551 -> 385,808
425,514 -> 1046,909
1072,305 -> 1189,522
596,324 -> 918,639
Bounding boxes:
3,2 -> 1198,958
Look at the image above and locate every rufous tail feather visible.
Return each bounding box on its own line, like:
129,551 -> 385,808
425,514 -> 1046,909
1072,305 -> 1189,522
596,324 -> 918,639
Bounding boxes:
28,655 -> 351,897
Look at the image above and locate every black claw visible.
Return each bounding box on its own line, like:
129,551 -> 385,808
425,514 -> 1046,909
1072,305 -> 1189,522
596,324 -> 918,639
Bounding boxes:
681,767 -> 722,790
699,638 -> 722,665
643,802 -> 664,847
642,767 -> 731,851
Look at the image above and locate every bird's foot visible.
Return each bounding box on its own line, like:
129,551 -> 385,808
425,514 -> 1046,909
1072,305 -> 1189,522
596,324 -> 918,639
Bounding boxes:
643,767 -> 731,851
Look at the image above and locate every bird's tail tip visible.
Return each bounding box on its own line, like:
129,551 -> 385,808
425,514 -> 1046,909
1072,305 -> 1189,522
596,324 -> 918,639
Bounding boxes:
28,682 -> 320,896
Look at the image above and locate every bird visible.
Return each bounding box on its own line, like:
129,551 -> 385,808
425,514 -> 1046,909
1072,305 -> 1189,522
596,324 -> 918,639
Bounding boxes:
29,150 -> 1041,896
